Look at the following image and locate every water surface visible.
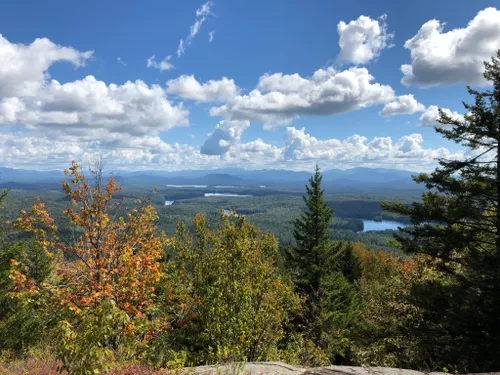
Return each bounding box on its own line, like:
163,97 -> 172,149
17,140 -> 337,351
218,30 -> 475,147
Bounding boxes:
205,193 -> 253,197
166,184 -> 207,188
361,219 -> 406,232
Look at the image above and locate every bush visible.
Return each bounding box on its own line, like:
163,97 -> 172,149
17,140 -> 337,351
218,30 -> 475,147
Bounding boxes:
167,213 -> 301,364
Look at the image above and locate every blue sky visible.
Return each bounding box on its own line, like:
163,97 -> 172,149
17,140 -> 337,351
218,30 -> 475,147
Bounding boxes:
0,0 -> 499,171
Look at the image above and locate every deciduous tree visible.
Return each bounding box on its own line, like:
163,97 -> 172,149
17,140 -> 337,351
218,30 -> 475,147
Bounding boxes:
10,161 -> 168,374
169,212 -> 300,364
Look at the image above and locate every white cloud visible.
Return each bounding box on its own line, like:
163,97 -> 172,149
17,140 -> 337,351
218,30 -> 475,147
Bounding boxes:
0,125 -> 462,173
196,1 -> 213,17
222,138 -> 282,165
190,19 -> 204,39
380,94 -> 425,117
166,75 -> 238,102
0,28 -> 465,173
177,39 -> 185,57
200,119 -> 250,155
0,132 -> 211,170
336,14 -> 393,65
419,105 -> 464,126
117,57 -> 126,66
147,55 -> 174,71
177,1 -> 214,57
210,66 -> 395,128
0,75 -> 189,136
0,98 -> 25,124
209,30 -> 215,43
401,7 -> 500,87
0,33 -> 93,97
282,127 -> 460,167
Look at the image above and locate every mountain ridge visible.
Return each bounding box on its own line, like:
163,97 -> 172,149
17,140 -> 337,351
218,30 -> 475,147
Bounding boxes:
0,165 -> 422,191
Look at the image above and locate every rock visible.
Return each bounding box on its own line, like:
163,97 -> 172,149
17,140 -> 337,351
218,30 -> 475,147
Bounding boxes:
181,362 -> 496,375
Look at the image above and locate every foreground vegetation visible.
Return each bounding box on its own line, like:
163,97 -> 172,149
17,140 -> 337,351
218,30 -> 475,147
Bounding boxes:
1,52 -> 500,374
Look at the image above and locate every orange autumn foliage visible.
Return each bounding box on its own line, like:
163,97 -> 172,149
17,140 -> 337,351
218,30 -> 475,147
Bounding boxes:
11,161 -> 168,319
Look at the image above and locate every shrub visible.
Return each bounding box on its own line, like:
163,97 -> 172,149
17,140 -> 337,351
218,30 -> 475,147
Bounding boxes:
167,213 -> 301,364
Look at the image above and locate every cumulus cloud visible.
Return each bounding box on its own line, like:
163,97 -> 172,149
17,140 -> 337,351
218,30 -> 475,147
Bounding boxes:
0,28 -> 464,173
221,138 -> 282,165
419,105 -> 464,126
283,127 -> 459,166
336,14 -> 393,65
0,130 -> 281,171
0,98 -> 25,124
0,75 -> 189,136
147,55 -> 174,71
380,94 -> 425,117
177,1 -> 214,57
200,119 -> 250,155
210,67 -> 395,128
0,33 -> 93,97
0,132 -> 211,170
0,125 -> 462,172
166,75 -> 238,102
401,7 -> 500,87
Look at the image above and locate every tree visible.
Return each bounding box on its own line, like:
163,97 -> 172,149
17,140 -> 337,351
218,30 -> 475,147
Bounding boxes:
168,212 -> 300,364
10,161 -> 168,374
294,165 -> 333,252
351,243 -> 424,368
0,188 -> 54,353
383,50 -> 500,371
290,165 -> 360,365
291,165 -> 334,293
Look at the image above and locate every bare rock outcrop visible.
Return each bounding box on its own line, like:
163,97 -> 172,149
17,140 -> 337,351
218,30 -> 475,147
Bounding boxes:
183,362 -> 495,375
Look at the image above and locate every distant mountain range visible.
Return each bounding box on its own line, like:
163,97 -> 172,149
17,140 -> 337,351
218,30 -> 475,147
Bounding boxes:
0,166 -> 422,192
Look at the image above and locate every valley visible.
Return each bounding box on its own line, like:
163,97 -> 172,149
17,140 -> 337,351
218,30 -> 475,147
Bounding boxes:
0,166 -> 415,251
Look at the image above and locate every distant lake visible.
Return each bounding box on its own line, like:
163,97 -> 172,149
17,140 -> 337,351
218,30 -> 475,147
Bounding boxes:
205,193 -> 253,197
164,200 -> 174,206
167,184 -> 207,188
361,219 -> 406,232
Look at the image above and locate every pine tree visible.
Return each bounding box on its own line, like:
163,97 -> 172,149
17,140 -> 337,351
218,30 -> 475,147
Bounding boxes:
290,165 -> 360,364
294,165 -> 333,251
383,50 -> 500,371
292,165 -> 334,293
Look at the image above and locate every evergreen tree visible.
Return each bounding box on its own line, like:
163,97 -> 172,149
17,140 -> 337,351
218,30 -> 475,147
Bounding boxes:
294,165 -> 333,251
292,165 -> 334,293
383,50 -> 500,371
290,165 -> 360,364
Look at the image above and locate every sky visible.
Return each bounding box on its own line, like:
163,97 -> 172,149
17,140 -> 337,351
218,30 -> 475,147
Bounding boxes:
0,0 -> 499,172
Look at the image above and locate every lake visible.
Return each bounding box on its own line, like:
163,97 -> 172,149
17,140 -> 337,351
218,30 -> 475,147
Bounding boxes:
205,193 -> 253,197
361,219 -> 406,232
166,184 -> 207,188
164,200 -> 174,206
